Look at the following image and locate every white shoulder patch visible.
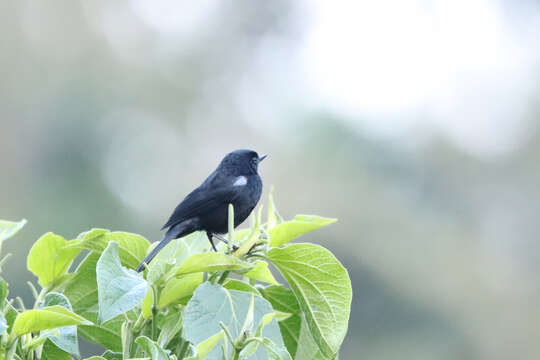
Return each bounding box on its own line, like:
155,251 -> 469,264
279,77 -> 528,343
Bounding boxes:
233,176 -> 248,186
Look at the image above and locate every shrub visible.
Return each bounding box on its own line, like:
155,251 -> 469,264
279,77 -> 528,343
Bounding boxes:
0,193 -> 351,359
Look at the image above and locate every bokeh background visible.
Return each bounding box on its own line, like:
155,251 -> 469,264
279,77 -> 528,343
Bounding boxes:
2,1 -> 540,359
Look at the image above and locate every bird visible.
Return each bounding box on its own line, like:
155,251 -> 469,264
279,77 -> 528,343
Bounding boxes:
136,149 -> 266,272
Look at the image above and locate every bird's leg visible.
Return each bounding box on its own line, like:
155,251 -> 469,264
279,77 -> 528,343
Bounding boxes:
212,233 -> 239,251
206,231 -> 218,252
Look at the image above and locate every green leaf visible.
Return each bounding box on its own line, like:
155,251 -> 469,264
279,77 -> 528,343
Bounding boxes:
99,352 -> 149,360
5,301 -> 18,329
96,242 -> 149,323
146,233 -> 218,285
240,312 -> 279,359
293,314 -> 334,360
241,309 -> 293,360
135,336 -> 170,360
169,337 -> 196,359
24,332 -> 51,352
77,228 -> 109,241
267,188 -> 279,230
64,252 -> 100,315
0,314 -> 7,335
146,239 -> 188,284
240,290 -> 256,337
13,305 -> 91,336
64,252 -> 123,351
141,288 -> 153,319
258,338 -> 293,360
184,282 -> 285,360
41,339 -> 72,360
78,323 -> 123,353
235,207 -> 264,258
268,216 -> 337,248
39,292 -> 80,357
104,232 -> 150,267
181,231 -> 211,254
0,278 -> 8,305
243,261 -> 278,285
156,309 -> 182,348
159,273 -> 202,308
234,229 -> 251,242
82,310 -> 137,349
185,331 -> 224,360
260,286 -> 301,358
27,232 -> 81,287
0,218 -> 26,248
101,351 -> 122,360
66,229 -> 150,269
267,244 -> 351,358
222,280 -> 261,295
197,331 -> 225,359
175,253 -> 253,276
274,311 -> 292,322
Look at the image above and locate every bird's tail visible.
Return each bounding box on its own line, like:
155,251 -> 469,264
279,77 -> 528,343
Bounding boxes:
136,234 -> 173,272
136,222 -> 191,272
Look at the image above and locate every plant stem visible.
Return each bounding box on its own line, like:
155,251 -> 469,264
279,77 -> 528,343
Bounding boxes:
151,314 -> 157,341
230,347 -> 240,360
219,322 -> 234,346
121,320 -> 133,360
15,298 -> 25,312
227,204 -> 235,254
208,271 -> 222,285
6,338 -> 18,360
151,285 -> 159,340
217,271 -> 230,285
176,339 -> 190,359
18,286 -> 48,360
26,282 -> 38,303
0,253 -> 12,270
33,287 -> 48,310
133,311 -> 146,332
242,337 -> 262,348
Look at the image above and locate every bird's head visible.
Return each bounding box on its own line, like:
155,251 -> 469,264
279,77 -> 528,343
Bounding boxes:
219,149 -> 267,175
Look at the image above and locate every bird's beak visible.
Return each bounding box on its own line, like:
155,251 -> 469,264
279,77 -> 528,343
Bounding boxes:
258,154 -> 268,162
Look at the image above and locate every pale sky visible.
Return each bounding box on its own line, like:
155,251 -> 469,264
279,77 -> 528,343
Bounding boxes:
299,0 -> 540,156
129,0 -> 540,157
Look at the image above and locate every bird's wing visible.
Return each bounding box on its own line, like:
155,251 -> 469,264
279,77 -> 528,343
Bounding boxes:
161,184 -> 241,230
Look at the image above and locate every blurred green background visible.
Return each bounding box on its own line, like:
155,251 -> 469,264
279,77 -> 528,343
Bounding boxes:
2,1 -> 540,359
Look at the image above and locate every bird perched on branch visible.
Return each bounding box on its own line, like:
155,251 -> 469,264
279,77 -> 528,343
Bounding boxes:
136,149 -> 266,272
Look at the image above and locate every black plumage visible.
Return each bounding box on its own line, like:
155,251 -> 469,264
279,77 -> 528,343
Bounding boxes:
136,149 -> 266,272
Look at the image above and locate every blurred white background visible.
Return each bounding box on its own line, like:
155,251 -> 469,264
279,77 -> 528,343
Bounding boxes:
2,1 -> 540,359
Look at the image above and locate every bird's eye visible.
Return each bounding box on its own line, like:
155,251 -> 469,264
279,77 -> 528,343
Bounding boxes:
252,157 -> 258,163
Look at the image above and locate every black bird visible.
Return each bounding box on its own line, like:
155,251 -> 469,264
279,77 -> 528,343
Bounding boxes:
136,149 -> 266,272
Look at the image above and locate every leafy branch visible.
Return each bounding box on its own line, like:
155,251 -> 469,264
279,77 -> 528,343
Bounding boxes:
0,190 -> 351,360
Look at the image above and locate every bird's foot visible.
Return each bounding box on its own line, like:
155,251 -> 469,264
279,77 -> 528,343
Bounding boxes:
209,233 -> 239,252
225,245 -> 239,255
242,241 -> 268,258
206,231 -> 218,251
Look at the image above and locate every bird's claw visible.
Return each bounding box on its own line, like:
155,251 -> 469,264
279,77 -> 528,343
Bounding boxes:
246,242 -> 266,255
225,244 -> 239,255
